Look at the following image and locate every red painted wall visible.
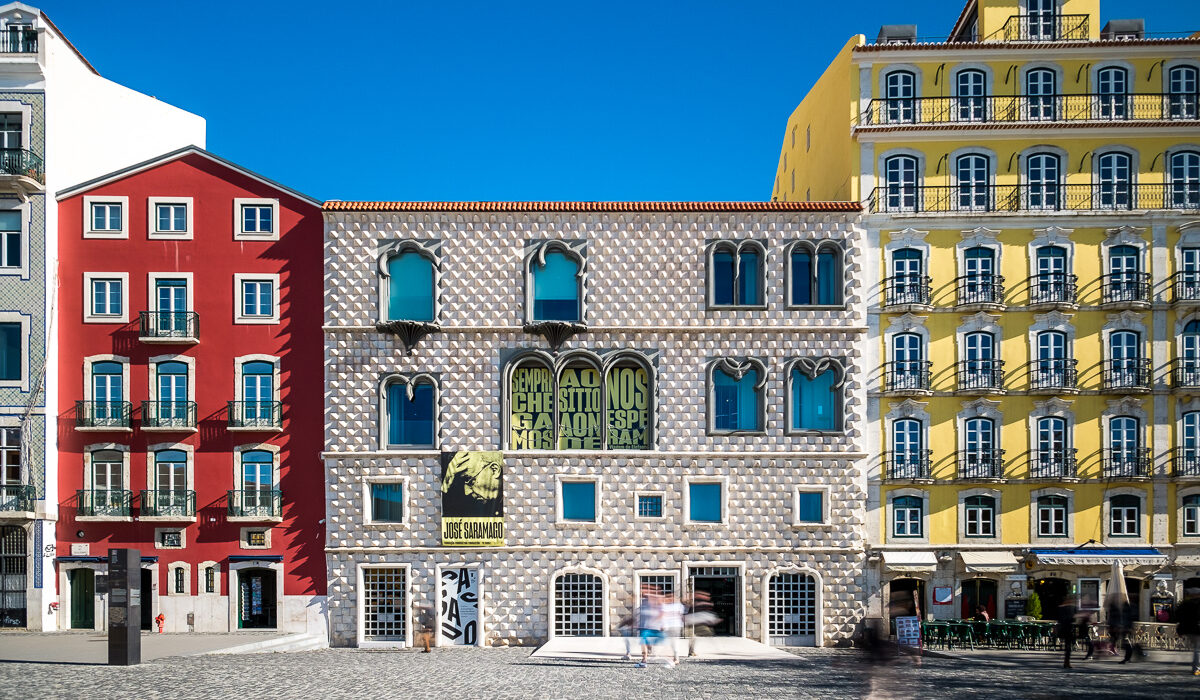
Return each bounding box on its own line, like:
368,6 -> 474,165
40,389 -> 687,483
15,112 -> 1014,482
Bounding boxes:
56,153 -> 325,597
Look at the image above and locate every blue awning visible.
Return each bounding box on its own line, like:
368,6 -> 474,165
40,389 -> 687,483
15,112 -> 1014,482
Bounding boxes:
1031,548 -> 1165,566
56,556 -> 103,563
228,555 -> 283,562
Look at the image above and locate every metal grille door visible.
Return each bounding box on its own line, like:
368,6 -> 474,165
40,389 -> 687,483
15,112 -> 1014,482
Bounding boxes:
362,567 -> 406,642
768,573 -> 816,646
0,526 -> 25,627
554,573 -> 603,636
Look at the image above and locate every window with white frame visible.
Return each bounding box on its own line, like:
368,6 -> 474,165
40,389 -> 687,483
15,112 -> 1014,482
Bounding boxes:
361,566 -> 408,643
1169,66 -> 1199,119
0,321 -> 20,382
884,155 -> 919,211
91,202 -> 122,232
1184,494 -> 1200,537
369,482 -> 404,523
148,197 -> 192,238
636,493 -> 663,519
0,427 -> 17,487
1109,494 -> 1140,537
1171,151 -> 1200,209
892,495 -> 922,537
793,489 -> 826,525
0,209 -> 19,269
964,495 -> 995,537
686,480 -> 723,524
234,198 -> 279,240
1182,411 -> 1200,477
1037,495 -> 1068,537
242,279 -> 273,318
204,564 -> 217,593
559,479 -> 598,523
91,278 -> 123,317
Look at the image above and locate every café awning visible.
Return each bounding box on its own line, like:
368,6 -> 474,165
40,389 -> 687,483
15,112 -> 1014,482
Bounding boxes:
882,550 -> 937,573
1031,547 -> 1166,566
960,550 -> 1019,574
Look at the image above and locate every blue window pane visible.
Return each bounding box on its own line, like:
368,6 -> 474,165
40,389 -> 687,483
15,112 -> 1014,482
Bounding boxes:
637,494 -> 663,518
370,483 -> 404,522
689,483 -> 722,522
387,252 -> 435,322
713,369 -> 759,431
712,251 -> 735,305
791,249 -> 812,305
816,250 -> 838,305
738,251 -> 761,305
532,251 -> 580,321
562,481 -> 596,521
792,369 -> 837,431
796,492 -> 823,523
387,383 -> 435,446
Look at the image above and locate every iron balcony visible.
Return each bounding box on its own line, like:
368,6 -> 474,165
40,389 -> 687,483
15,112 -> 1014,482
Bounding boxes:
956,359 -> 1005,393
1030,450 -> 1078,479
141,401 -> 198,430
74,400 -> 132,430
0,484 -> 34,513
884,451 -> 932,481
1102,358 -> 1153,392
955,274 -> 1005,308
227,489 -> 282,519
1175,448 -> 1200,478
77,489 -> 132,517
1027,273 -> 1078,308
1174,272 -> 1200,305
1101,273 -> 1152,307
883,361 -> 932,394
0,149 -> 43,184
139,489 -> 196,518
1173,359 -> 1200,391
957,450 -> 1005,480
138,311 -> 200,342
866,184 -> 1200,214
883,274 -> 932,308
858,92 -> 1199,126
0,28 -> 36,54
227,401 -> 283,430
1102,449 -> 1152,479
998,13 -> 1089,41
1028,359 -> 1078,392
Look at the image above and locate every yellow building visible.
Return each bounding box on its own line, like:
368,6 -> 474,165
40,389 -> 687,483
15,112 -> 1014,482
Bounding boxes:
774,0 -> 1200,628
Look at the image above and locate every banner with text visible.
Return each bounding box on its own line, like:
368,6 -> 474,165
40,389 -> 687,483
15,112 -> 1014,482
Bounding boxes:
509,365 -> 649,450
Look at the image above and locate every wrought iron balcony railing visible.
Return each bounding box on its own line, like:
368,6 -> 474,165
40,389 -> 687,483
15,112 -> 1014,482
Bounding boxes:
866,184 -> 1200,214
1174,272 -> 1200,304
0,28 -> 36,54
883,360 -> 932,393
883,274 -> 932,307
1175,448 -> 1200,478
957,450 -> 1005,480
1030,450 -> 1078,479
1103,358 -> 1153,391
1028,272 -> 1078,307
884,451 -> 932,480
1028,358 -> 1078,392
139,489 -> 196,518
1173,359 -> 1200,390
75,400 -> 132,429
228,401 -> 283,430
141,400 -> 197,430
77,489 -> 131,517
956,359 -> 1005,392
956,274 -> 1005,307
1102,448 -> 1152,478
0,484 -> 34,512
997,13 -> 1089,41
0,149 -> 43,184
227,489 -> 282,519
1101,272 -> 1152,306
138,311 -> 200,341
858,93 -> 1200,126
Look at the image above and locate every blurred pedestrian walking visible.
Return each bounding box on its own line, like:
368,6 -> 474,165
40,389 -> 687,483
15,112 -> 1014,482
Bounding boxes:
1057,595 -> 1078,669
1176,587 -> 1200,676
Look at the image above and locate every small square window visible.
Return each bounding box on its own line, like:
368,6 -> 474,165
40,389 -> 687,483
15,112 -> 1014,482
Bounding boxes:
90,279 -> 123,317
370,482 -> 404,523
242,205 -> 273,234
688,482 -> 722,523
561,481 -> 597,522
91,202 -> 122,231
795,491 -> 824,524
241,280 -> 274,317
637,494 -> 663,519
156,203 -> 187,232
246,530 -> 267,547
160,530 -> 182,548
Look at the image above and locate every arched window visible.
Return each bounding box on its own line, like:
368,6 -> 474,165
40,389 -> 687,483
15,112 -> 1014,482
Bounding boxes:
1026,68 -> 1057,120
1184,494 -> 1200,536
893,495 -> 922,537
890,332 -> 925,391
153,449 -> 188,516
1096,152 -> 1132,209
890,247 -> 925,305
1027,0 -> 1056,40
237,449 -> 277,518
956,155 -> 990,210
1110,494 -> 1140,537
241,361 -> 275,423
1037,495 -> 1068,537
1171,151 -> 1200,209
709,241 -> 763,307
1034,416 -> 1070,477
885,71 -> 916,123
1034,330 -> 1069,392
385,250 -> 435,322
91,361 -> 123,423
1033,245 -> 1070,304
711,361 -> 763,433
790,361 -> 841,432
884,155 -> 919,211
155,360 -> 190,424
205,565 -> 216,593
964,417 -> 996,460
891,419 -> 925,478
1097,67 -> 1130,119
1109,416 -> 1140,454
1106,244 -> 1142,304
1026,152 -> 1061,209
962,331 -> 996,390
1107,330 -> 1142,389
789,243 -> 842,306
383,376 -> 436,448
955,69 -> 986,121
1168,65 -> 1199,119
964,495 -> 996,537
961,246 -> 996,302
1182,321 -> 1200,383
531,249 -> 582,322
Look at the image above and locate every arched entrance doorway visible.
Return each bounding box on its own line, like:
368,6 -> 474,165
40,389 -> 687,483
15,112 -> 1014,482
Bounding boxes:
0,526 -> 25,628
236,568 -> 277,629
888,578 -> 926,633
767,572 -> 817,646
961,578 -> 998,619
1032,577 -> 1070,619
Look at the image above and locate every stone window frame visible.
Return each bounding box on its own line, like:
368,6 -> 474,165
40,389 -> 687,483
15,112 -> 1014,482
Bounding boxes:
878,64 -> 923,105
1030,487 -> 1074,543
1019,61 -> 1065,104
1090,60 -> 1136,101
356,562 -> 414,648
784,356 -> 847,436
1028,226 -> 1075,281
82,353 -> 131,415
198,560 -> 221,596
233,354 -> 283,429
883,228 -> 930,283
0,311 -> 29,391
524,239 -> 587,324
239,526 -> 273,550
885,313 -> 929,382
82,272 -> 129,323
80,443 -> 132,523
555,474 -> 602,528
0,196 -> 30,279
877,150 -> 926,211
883,399 -> 930,477
146,353 -> 197,434
83,195 -> 129,239
633,490 -> 666,521
1101,225 -> 1149,279
547,565 -> 609,640
1028,398 -> 1076,468
146,196 -> 194,241
232,273 -> 281,325
634,569 -> 680,608
1178,486 -> 1200,540
378,372 -> 440,451
1103,486 -> 1149,544
1179,398 -> 1200,456
361,475 -> 409,529
166,561 -> 191,595
1017,144 -> 1068,191
951,63 -> 995,101
1027,311 -> 1075,377
886,487 -> 929,544
791,485 -> 832,529
155,527 -> 186,551
501,348 -> 657,451
956,312 -> 1001,366
705,239 -> 768,310
955,224 -> 1002,279
1091,146 -> 1140,202
233,197 -> 280,241
146,271 -> 195,314
957,487 -> 1002,544
783,239 -> 847,310
682,475 -> 728,528
758,566 -> 824,646
1100,397 -> 1148,462
706,357 -> 767,437
143,441 -> 196,523
229,443 -> 282,523
956,398 -> 1003,464
376,239 -> 441,324
1167,145 -> 1200,195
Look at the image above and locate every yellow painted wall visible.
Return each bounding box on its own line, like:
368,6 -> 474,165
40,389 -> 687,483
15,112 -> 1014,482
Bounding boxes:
974,0 -> 1100,41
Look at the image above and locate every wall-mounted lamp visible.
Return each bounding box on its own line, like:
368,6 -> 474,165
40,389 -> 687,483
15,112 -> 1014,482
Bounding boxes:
75,530 -> 84,538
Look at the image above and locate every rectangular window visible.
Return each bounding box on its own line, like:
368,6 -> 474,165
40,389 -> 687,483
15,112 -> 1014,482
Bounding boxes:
241,280 -> 274,318
174,567 -> 185,594
1111,505 -> 1139,536
246,530 -> 267,547
636,494 -> 663,519
370,482 -> 404,523
688,482 -> 722,523
1186,501 -> 1200,537
205,566 -> 216,593
242,205 -> 273,234
156,203 -> 187,232
0,322 -> 19,381
965,503 -> 994,537
160,531 -> 182,548
0,210 -> 19,268
91,203 -> 122,231
1039,503 -> 1066,537
561,481 -> 596,522
0,427 -> 20,484
893,497 -> 922,537
90,279 -> 123,317
795,491 -> 824,524
1078,578 -> 1100,610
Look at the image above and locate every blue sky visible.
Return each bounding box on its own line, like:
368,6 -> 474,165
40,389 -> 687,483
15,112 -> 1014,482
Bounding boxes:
40,1 -> 1200,202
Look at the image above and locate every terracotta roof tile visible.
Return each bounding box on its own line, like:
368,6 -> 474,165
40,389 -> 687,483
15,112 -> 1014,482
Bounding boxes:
854,37 -> 1200,52
322,200 -> 861,213
854,119 -> 1200,133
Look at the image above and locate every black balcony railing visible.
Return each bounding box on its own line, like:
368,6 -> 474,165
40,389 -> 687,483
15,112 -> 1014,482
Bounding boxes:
138,311 -> 199,340
1101,273 -> 1152,306
0,28 -> 36,54
956,359 -> 1005,392
956,274 -> 1005,306
883,274 -> 932,307
77,489 -> 131,517
883,361 -> 932,393
74,400 -> 132,429
1175,448 -> 1200,477
1030,450 -> 1078,479
1174,272 -> 1200,303
227,489 -> 282,519
1103,358 -> 1153,391
866,184 -> 1200,214
1173,358 -> 1200,390
858,93 -> 1200,126
227,401 -> 283,429
140,400 -> 197,430
0,149 -> 43,184
1029,358 -> 1078,391
957,450 -> 1005,479
1103,448 -> 1152,478
884,451 -> 932,480
1028,272 -> 1078,307
997,13 -> 1089,41
139,489 -> 196,518
0,484 -> 34,512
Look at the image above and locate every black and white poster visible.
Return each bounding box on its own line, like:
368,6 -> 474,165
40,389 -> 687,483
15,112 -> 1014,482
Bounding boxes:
439,567 -> 479,645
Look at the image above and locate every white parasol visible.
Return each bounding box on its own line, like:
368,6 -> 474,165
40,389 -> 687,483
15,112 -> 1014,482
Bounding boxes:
1106,560 -> 1130,608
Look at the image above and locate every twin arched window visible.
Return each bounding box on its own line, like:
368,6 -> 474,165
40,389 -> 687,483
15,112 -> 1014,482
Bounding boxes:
789,242 -> 842,306
709,241 -> 764,307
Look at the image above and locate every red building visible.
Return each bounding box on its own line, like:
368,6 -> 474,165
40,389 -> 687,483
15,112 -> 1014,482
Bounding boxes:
54,147 -> 325,634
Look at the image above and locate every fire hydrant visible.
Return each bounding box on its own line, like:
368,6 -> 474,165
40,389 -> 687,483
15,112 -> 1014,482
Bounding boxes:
155,613 -> 165,634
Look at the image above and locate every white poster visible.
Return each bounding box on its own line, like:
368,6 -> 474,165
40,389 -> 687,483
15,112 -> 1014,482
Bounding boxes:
439,568 -> 479,645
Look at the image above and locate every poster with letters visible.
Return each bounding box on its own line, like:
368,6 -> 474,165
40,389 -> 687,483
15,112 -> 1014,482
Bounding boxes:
439,568 -> 479,645
440,451 -> 504,546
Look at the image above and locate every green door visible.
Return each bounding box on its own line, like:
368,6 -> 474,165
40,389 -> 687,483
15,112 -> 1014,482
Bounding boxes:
238,569 -> 276,629
69,569 -> 94,629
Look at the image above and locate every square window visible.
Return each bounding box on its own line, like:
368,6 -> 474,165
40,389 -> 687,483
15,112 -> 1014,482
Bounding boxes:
246,530 -> 267,547
370,482 -> 404,523
90,279 -> 123,317
242,205 -> 273,234
91,202 -> 122,231
636,494 -> 663,518
241,280 -> 274,317
160,530 -> 182,548
156,203 -> 187,232
688,482 -> 722,523
795,491 -> 824,524
561,481 -> 596,522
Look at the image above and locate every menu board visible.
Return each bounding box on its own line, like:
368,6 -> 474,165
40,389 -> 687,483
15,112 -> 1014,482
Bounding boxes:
895,616 -> 921,647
